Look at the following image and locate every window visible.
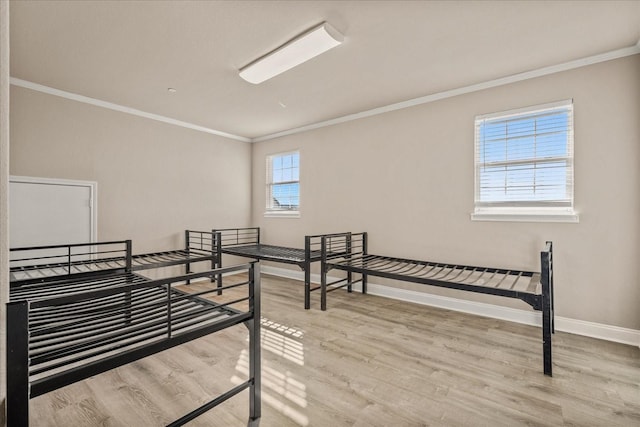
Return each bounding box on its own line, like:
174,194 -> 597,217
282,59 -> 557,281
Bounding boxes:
473,100 -> 578,222
266,151 -> 300,216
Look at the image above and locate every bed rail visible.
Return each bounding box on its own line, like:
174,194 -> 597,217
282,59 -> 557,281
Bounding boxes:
10,240 -> 132,285
7,262 -> 261,426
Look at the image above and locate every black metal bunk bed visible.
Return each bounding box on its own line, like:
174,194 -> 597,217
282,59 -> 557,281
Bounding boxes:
7,239 -> 261,426
213,227 -> 329,309
319,232 -> 555,376
9,230 -> 218,284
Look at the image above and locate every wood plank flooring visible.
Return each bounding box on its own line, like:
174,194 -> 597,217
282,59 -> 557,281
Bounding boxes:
30,273 -> 640,426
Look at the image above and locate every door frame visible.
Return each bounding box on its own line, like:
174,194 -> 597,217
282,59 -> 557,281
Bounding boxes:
9,175 -> 98,244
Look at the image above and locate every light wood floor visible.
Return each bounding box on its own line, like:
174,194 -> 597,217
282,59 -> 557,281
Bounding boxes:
31,273 -> 640,426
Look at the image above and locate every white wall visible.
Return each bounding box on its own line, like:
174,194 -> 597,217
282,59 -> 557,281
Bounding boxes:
252,55 -> 640,332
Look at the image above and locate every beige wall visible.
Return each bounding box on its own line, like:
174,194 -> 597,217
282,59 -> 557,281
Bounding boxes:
252,55 -> 640,330
10,85 -> 252,255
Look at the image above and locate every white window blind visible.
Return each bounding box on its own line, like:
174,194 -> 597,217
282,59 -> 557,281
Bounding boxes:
474,100 -> 574,214
266,151 -> 300,212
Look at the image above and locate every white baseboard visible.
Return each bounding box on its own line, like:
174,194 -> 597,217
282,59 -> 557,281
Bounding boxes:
261,265 -> 640,348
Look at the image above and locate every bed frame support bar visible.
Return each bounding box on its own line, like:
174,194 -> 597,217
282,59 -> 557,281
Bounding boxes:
168,381 -> 253,427
6,300 -> 30,427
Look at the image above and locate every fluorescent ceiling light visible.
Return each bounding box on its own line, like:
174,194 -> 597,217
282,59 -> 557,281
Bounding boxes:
239,22 -> 344,84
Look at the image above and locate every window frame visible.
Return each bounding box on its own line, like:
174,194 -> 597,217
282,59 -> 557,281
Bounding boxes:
472,100 -> 579,223
264,150 -> 301,218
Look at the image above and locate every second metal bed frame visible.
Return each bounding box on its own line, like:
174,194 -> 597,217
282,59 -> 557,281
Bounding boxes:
319,232 -> 555,376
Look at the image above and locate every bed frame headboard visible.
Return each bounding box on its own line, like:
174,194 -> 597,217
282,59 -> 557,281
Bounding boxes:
319,231 -> 367,261
212,227 -> 260,248
185,230 -> 219,253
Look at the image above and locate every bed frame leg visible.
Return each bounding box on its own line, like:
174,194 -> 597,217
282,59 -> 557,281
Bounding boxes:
247,263 -> 262,425
304,264 -> 311,310
7,301 -> 30,427
304,236 -> 311,309
541,244 -> 553,376
320,236 -> 328,311
320,266 -> 327,311
346,233 -> 353,293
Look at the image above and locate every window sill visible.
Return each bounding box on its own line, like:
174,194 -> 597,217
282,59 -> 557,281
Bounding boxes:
264,210 -> 301,219
471,209 -> 579,223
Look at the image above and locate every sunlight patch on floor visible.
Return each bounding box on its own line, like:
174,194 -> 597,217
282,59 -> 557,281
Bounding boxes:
231,317 -> 309,426
260,318 -> 305,366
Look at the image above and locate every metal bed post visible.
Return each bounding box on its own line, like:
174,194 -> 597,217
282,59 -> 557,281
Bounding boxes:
215,231 -> 223,295
185,230 -> 192,285
124,239 -> 133,324
541,242 -> 553,376
361,232 -> 368,294
346,233 -> 353,293
67,245 -> 72,275
210,231 -> 216,283
124,240 -> 133,272
7,301 -> 30,427
246,262 -> 262,426
320,236 -> 328,311
304,235 -> 312,310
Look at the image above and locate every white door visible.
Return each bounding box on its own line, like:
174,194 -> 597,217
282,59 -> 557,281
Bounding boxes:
9,176 -> 96,248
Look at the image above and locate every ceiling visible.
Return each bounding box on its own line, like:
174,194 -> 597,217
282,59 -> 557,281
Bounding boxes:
9,1 -> 640,141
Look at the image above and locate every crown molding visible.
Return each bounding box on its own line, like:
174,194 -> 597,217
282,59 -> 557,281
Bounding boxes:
253,42 -> 640,142
10,41 -> 640,144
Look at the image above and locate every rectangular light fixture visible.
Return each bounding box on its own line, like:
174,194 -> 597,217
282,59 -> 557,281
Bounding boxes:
239,22 -> 344,84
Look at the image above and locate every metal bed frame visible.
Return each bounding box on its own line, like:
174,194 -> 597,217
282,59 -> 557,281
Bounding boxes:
213,227 -> 329,309
10,230 -> 218,285
6,260 -> 262,426
320,232 -> 555,376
